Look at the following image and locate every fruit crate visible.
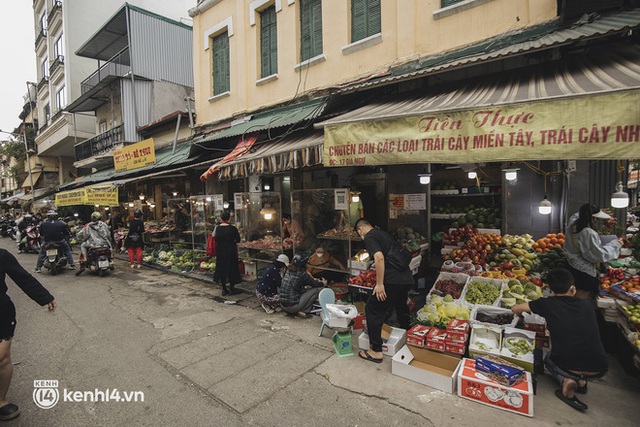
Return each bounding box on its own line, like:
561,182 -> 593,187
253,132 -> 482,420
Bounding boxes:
429,272 -> 469,301
470,305 -> 518,329
464,276 -> 505,307
616,300 -> 640,331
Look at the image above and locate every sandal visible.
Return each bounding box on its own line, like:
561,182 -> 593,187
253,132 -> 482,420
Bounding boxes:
358,350 -> 383,364
296,312 -> 312,319
576,382 -> 588,394
0,403 -> 20,421
555,389 -> 588,411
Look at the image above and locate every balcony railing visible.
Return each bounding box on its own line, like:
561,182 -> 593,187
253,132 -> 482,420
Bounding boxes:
35,28 -> 47,48
47,0 -> 62,25
74,124 -> 124,162
49,55 -> 64,75
37,76 -> 49,91
81,48 -> 131,95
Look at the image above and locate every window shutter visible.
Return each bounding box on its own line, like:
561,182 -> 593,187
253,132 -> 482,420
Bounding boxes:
300,0 -> 312,61
212,32 -> 230,94
311,1 -> 323,58
260,6 -> 277,78
351,0 -> 366,42
369,0 -> 381,36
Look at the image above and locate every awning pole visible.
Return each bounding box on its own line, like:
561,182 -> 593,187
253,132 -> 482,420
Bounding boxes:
172,113 -> 182,155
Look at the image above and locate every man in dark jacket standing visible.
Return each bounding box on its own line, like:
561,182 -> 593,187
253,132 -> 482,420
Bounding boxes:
355,219 -> 412,363
35,210 -> 76,272
0,248 -> 56,421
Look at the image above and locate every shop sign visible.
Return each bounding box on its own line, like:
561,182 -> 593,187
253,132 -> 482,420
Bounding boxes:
324,90 -> 640,166
113,138 -> 156,172
628,169 -> 639,189
85,185 -> 119,206
213,194 -> 224,211
55,189 -> 87,207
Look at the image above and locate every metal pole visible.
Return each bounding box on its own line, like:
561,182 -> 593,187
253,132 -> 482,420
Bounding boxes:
23,135 -> 35,209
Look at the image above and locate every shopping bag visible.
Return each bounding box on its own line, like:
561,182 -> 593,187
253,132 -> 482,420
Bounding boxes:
206,236 -> 217,256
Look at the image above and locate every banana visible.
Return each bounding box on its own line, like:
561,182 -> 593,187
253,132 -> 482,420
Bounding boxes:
510,248 -> 524,256
524,253 -> 537,260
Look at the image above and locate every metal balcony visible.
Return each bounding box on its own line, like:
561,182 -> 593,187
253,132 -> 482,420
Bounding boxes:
35,28 -> 47,49
80,49 -> 131,95
37,76 -> 49,91
74,124 -> 124,162
47,0 -> 62,25
49,55 -> 64,75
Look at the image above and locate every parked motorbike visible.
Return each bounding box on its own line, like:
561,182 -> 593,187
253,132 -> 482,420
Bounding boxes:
18,225 -> 41,253
76,246 -> 113,277
0,219 -> 15,238
42,241 -> 68,275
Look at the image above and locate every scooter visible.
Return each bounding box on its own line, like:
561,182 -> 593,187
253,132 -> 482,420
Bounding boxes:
0,218 -> 15,238
42,241 -> 68,275
76,245 -> 114,277
18,225 -> 41,253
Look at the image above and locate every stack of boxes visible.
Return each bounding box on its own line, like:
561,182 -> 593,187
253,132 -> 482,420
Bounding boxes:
406,319 -> 469,356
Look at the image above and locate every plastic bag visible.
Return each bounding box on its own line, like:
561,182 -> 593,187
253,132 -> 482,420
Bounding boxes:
325,304 -> 358,319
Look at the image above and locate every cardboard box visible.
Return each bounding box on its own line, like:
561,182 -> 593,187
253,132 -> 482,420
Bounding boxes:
426,328 -> 447,352
444,340 -> 466,355
475,356 -> 525,387
500,328 -> 536,373
392,345 -> 463,394
458,358 -> 533,417
406,324 -> 433,348
348,260 -> 372,270
243,261 -> 257,276
358,324 -> 406,356
446,319 -> 470,342
468,325 -> 502,354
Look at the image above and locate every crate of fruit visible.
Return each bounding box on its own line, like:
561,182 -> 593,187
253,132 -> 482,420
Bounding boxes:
470,305 -> 518,329
464,276 -> 505,307
429,272 -> 469,301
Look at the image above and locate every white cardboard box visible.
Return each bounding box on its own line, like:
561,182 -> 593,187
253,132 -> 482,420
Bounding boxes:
358,324 -> 406,356
391,345 -> 463,394
458,358 -> 533,417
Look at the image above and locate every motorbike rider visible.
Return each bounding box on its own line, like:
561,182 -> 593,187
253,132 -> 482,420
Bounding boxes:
17,214 -> 36,253
76,212 -> 113,270
35,210 -> 76,273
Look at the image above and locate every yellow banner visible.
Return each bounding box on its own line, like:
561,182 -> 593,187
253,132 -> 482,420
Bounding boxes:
324,90 -> 640,166
114,138 -> 156,172
55,189 -> 87,207
85,185 -> 119,206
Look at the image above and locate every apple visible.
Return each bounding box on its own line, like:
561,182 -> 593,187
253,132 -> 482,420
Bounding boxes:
504,270 -> 515,278
516,275 -> 528,282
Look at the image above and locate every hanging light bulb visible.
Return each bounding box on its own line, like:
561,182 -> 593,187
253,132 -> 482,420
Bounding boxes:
418,173 -> 431,185
503,168 -> 519,181
611,181 -> 629,208
128,202 -> 134,208
223,201 -> 230,209
539,196 -> 552,215
205,196 -> 212,202
260,204 -> 276,220
467,171 -> 477,179
139,193 -> 145,200
172,191 -> 178,197
264,183 -> 271,191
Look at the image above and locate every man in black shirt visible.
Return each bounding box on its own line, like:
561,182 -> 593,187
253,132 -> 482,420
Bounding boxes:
355,219 -> 412,363
512,268 -> 608,411
35,210 -> 76,272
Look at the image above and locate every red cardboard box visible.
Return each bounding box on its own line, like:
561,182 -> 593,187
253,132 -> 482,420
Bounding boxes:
426,328 -> 447,352
446,319 -> 470,342
523,322 -> 546,334
445,340 -> 466,355
534,334 -> 549,349
458,358 -> 533,417
406,324 -> 433,348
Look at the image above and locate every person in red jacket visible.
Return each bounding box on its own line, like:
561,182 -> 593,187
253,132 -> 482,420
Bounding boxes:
0,249 -> 56,421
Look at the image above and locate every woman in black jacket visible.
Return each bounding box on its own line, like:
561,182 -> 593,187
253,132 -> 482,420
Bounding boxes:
125,210 -> 145,268
0,249 -> 56,421
213,211 -> 242,295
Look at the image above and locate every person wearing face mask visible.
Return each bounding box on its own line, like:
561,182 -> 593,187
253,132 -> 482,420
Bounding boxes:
282,213 -> 304,245
306,245 -> 346,283
255,254 -> 289,314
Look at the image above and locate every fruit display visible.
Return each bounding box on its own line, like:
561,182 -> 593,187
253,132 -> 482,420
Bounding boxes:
432,274 -> 468,299
474,312 -> 515,326
535,247 -> 569,272
621,303 -> 640,326
442,225 -> 479,246
532,233 -> 565,253
443,232 -> 502,266
393,227 -> 426,252
503,337 -> 533,356
239,235 -> 283,250
450,205 -> 502,230
465,279 -> 502,306
617,276 -> 640,294
415,295 -> 471,329
348,269 -> 376,288
432,180 -> 459,192
600,268 -> 626,292
500,279 -> 542,308
145,249 -> 211,270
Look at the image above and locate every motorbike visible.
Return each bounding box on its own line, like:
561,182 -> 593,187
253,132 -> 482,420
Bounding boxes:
76,245 -> 114,277
42,241 -> 68,275
18,225 -> 41,253
0,219 -> 15,238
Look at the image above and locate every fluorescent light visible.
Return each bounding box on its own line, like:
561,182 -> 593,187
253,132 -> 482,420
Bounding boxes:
504,168 -> 519,181
467,171 -> 477,179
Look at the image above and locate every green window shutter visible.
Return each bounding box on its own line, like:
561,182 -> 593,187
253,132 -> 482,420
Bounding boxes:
260,6 -> 277,78
300,0 -> 322,61
212,32 -> 230,95
351,0 -> 366,42
352,0 -> 380,43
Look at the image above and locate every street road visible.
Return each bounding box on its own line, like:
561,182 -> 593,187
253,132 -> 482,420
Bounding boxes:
2,238 -> 638,427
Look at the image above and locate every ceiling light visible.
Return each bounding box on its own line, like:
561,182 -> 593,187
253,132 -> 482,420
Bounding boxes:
611,182 -> 629,208
467,171 -> 477,179
538,196 -> 552,215
418,173 -> 431,185
503,168 -> 519,181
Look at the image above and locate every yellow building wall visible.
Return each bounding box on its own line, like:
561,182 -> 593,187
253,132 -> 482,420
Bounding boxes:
192,0 -> 557,127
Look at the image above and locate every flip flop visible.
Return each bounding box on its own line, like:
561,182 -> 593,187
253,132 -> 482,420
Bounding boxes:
0,403 -> 20,421
555,389 -> 588,411
358,350 -> 383,364
296,312 -> 312,319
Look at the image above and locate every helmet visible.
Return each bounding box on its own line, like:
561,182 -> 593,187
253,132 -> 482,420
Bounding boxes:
24,213 -> 32,218
291,254 -> 308,268
47,209 -> 58,218
276,254 -> 290,267
91,212 -> 102,221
